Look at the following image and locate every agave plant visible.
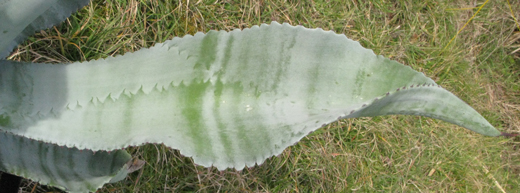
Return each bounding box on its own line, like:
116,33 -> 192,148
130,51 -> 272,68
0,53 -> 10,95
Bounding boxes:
0,0 -> 513,192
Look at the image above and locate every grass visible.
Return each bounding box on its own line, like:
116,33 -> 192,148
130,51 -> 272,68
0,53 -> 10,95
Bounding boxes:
5,0 -> 520,192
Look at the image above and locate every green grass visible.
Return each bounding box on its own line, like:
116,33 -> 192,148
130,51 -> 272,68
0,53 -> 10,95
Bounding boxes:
8,0 -> 520,192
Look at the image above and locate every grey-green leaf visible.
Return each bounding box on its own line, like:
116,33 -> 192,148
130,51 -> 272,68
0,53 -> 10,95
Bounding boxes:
0,22 -> 501,173
0,131 -> 132,193
0,0 -> 90,59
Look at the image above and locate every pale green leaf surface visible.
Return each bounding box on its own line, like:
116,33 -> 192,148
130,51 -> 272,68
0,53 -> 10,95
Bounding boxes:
0,132 -> 132,193
0,0 -> 90,59
0,22 -> 500,170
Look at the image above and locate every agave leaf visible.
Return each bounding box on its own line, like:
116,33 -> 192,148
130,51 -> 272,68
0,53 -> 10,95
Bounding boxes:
0,22 -> 501,172
0,0 -> 90,59
0,131 -> 132,193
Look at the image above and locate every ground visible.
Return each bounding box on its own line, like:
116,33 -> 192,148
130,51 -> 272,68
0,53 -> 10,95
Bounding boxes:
7,0 -> 520,192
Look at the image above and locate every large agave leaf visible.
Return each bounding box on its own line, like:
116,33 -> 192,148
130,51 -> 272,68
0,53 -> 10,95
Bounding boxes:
0,0 -> 90,59
0,22 -> 501,172
0,131 -> 132,192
